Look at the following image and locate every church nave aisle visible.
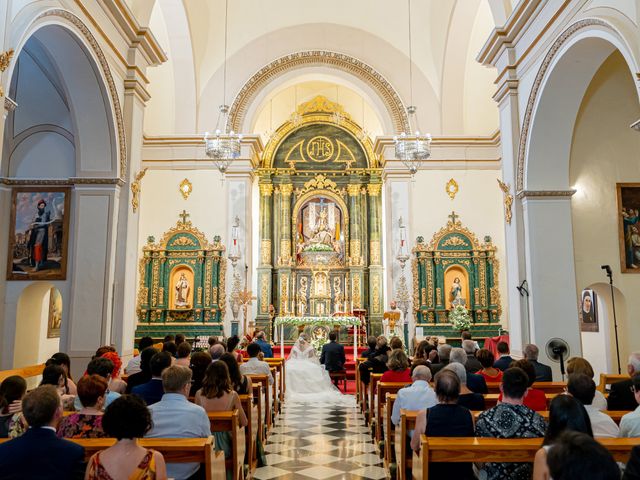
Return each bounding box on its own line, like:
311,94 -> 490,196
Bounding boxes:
254,403 -> 385,480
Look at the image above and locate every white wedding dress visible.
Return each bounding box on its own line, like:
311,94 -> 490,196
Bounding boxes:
285,338 -> 355,406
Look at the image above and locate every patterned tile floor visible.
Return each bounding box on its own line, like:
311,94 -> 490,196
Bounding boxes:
253,402 -> 386,480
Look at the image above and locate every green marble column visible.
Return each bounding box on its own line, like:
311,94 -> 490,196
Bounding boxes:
368,182 -> 384,333
257,180 -> 274,327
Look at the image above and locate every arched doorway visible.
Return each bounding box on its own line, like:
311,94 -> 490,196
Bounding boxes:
1,20 -> 121,373
519,23 -> 640,374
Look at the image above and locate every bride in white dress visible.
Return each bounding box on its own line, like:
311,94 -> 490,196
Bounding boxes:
285,334 -> 355,405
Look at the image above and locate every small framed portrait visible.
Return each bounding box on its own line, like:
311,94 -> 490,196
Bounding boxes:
6,187 -> 71,280
616,183 -> 640,273
47,287 -> 63,339
579,289 -> 598,332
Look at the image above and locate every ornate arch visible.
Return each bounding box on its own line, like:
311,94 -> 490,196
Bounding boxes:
29,9 -> 127,179
517,18 -> 639,192
228,50 -> 410,134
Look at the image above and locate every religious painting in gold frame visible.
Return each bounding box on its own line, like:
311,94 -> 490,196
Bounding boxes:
616,183 -> 640,273
47,287 -> 63,338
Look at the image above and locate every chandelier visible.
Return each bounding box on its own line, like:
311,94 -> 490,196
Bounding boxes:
203,0 -> 244,176
394,0 -> 432,175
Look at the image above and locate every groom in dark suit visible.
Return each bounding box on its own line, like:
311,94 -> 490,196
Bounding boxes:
321,332 -> 346,384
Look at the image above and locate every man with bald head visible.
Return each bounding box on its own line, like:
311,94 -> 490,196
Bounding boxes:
209,343 -> 225,361
523,343 -> 552,382
391,365 -> 436,425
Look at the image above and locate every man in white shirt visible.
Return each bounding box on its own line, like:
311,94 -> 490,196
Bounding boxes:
620,375 -> 640,437
146,365 -> 211,480
125,336 -> 154,375
391,366 -> 436,426
239,343 -> 274,385
568,373 -> 619,438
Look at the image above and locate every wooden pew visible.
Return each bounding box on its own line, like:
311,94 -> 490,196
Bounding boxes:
355,357 -> 366,406
385,394 -> 398,468
0,363 -> 45,382
376,382 -> 411,444
208,410 -> 246,480
414,436 -> 638,480
598,373 -> 630,393
483,393 -> 558,408
238,394 -> 258,473
485,382 -> 566,394
368,373 -> 383,425
265,358 -> 285,403
249,376 -> 270,436
0,437 -> 225,480
269,367 -> 279,415
250,383 -> 264,445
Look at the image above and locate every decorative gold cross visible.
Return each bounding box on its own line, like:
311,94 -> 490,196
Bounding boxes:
448,211 -> 460,224
179,210 -> 190,223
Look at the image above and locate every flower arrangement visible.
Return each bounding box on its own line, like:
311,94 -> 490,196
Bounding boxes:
449,305 -> 471,331
274,316 -> 359,327
303,243 -> 334,252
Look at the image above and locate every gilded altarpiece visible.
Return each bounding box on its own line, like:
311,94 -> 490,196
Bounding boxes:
412,213 -> 502,338
257,96 -> 384,342
135,216 -> 226,339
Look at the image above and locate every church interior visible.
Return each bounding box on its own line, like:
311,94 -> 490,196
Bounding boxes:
0,1 -> 640,479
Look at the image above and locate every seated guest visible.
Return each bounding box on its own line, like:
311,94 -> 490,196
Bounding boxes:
411,370 -> 475,480
239,343 -> 274,385
524,343 -> 553,382
209,343 -> 225,362
476,348 -> 503,383
389,336 -> 404,351
175,342 -> 192,367
361,336 -> 378,359
132,352 -> 172,406
189,351 -> 213,397
57,375 -> 107,438
568,373 -> 619,438
380,349 -> 412,383
503,359 -> 547,411
624,445 -> 640,480
620,375 -> 640,437
449,347 -> 487,393
126,347 -> 159,393
358,336 -> 390,385
493,341 -> 513,371
175,333 -> 185,346
195,361 -> 248,472
219,353 -> 253,395
608,352 -> 640,411
87,394 -> 167,479
254,331 -> 274,358
46,353 -> 77,395
462,339 -> 482,373
546,431 -> 620,480
146,365 -> 211,480
226,335 -> 244,363
429,344 -> 452,375
391,366 -> 436,426
566,356 -> 607,410
74,357 -> 120,410
40,364 -> 75,410
0,376 -> 26,438
320,332 -> 346,376
475,367 -> 547,480
126,336 -> 154,375
0,385 -> 85,480
443,362 -> 485,411
236,337 -> 250,359
162,341 -> 178,362
532,395 -> 593,480
163,335 -> 175,343
100,351 -> 126,394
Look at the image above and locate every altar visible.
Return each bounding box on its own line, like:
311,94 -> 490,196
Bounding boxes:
275,315 -> 361,361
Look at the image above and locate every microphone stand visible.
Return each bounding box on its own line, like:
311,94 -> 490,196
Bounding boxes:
516,280 -> 531,344
604,269 -> 622,374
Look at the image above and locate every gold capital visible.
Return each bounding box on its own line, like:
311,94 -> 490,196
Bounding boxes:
259,183 -> 274,196
347,184 -> 360,197
280,183 -> 294,196
367,184 -> 382,196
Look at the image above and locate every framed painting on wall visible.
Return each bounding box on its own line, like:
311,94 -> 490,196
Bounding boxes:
579,289 -> 598,333
47,287 -> 62,338
617,183 -> 640,273
6,187 -> 71,280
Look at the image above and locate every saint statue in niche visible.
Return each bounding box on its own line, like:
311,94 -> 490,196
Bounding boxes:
450,277 -> 466,307
297,277 -> 308,315
174,272 -> 191,308
307,209 -> 334,249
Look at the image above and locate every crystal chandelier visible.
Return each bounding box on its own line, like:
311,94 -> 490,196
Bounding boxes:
203,0 -> 243,176
394,0 -> 432,175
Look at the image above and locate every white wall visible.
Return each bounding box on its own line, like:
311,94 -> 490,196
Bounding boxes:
570,51 -> 640,368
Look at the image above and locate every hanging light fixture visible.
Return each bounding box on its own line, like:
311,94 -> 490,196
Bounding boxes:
204,0 -> 243,176
394,0 -> 432,175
